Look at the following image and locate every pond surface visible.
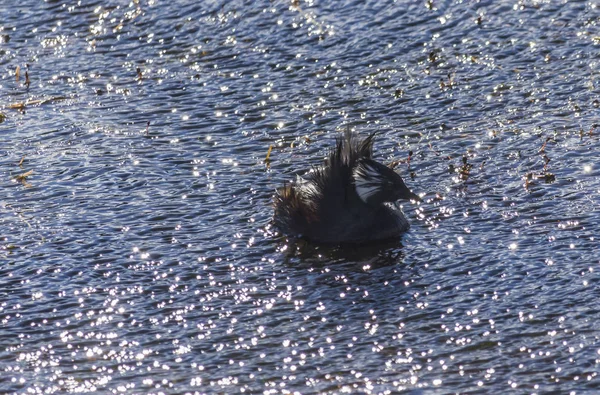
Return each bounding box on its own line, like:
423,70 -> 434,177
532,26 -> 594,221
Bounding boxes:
1,0 -> 600,393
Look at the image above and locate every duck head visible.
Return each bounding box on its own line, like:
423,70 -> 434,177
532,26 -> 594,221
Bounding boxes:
352,158 -> 421,206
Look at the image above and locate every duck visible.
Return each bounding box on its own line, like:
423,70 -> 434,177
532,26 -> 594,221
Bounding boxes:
273,131 -> 420,244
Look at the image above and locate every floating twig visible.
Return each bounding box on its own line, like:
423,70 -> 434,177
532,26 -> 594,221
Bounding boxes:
542,154 -> 550,173
539,136 -> 554,153
8,102 -> 25,110
428,141 -> 441,156
388,150 -> 413,169
7,96 -> 67,110
264,145 -> 273,164
15,170 -> 33,187
15,170 -> 33,182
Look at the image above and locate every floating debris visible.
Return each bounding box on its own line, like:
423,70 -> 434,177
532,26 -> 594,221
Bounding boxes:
15,65 -> 20,82
15,170 -> 32,181
524,149 -> 557,190
7,96 -> 67,110
388,150 -> 413,169
449,155 -> 473,180
428,51 -> 438,63
428,142 -> 441,156
542,154 -> 550,173
524,171 -> 555,189
264,145 -> 273,164
18,156 -> 25,168
8,102 -> 25,110
538,136 -> 554,153
440,73 -> 456,90
459,155 -> 472,179
15,170 -> 33,187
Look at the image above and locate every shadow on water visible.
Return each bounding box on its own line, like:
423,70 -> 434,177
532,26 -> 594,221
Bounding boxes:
275,235 -> 409,272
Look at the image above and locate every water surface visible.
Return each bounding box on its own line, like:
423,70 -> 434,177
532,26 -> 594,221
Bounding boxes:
1,0 -> 600,393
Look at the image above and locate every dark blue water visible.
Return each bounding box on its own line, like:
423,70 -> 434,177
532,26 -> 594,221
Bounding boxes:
1,0 -> 599,393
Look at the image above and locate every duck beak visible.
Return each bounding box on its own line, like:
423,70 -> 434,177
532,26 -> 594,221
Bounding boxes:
392,191 -> 421,210
396,183 -> 422,203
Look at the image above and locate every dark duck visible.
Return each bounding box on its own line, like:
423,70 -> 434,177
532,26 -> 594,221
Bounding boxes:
273,132 -> 420,244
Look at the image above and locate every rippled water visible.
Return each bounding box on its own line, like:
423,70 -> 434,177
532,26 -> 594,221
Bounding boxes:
1,0 -> 600,393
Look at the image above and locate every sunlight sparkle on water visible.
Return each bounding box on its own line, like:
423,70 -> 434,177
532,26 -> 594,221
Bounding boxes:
4,1 -> 600,394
